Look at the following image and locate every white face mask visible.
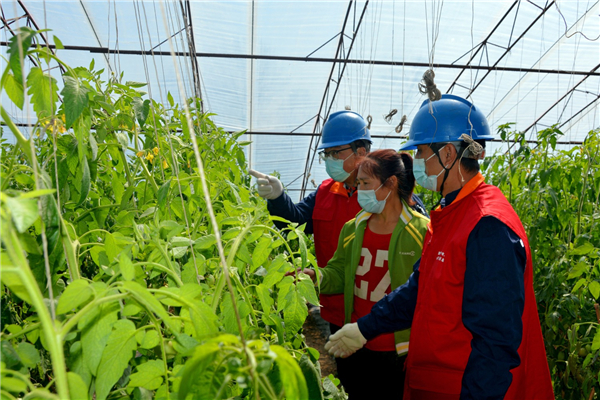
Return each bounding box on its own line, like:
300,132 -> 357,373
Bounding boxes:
413,147 -> 447,191
357,183 -> 391,214
324,152 -> 354,182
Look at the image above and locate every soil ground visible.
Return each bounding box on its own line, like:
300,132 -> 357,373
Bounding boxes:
302,304 -> 337,378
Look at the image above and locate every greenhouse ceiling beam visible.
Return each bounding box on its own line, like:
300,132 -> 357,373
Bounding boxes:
465,1 -> 556,99
300,0 -> 369,198
446,0 -> 519,93
4,41 -> 598,77
2,122 -> 585,146
522,63 -> 600,134
558,94 -> 600,131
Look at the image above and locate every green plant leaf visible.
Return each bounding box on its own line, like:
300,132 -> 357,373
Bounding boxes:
251,236 -> 272,272
75,155 -> 91,207
3,72 -> 25,109
0,268 -> 32,304
589,281 -> 600,299
67,371 -> 89,400
132,97 -> 150,127
7,27 -> 36,87
79,302 -> 119,376
282,287 -> 308,335
567,261 -> 588,280
126,81 -> 147,88
135,329 -> 160,349
3,195 -> 39,233
298,354 -> 324,400
0,376 -> 28,394
95,319 -> 138,400
177,341 -> 221,399
119,252 -> 135,281
297,273 -> 320,305
14,341 -> 39,368
27,67 -> 59,118
194,234 -> 216,250
56,279 -> 92,314
271,345 -> 309,400
128,360 -> 164,391
571,242 -> 595,256
157,179 -> 171,211
120,281 -> 180,334
53,35 -> 64,49
61,75 -> 89,128
256,284 -> 274,315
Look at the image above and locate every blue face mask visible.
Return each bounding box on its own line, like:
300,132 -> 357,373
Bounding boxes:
357,183 -> 391,214
324,152 -> 354,182
413,150 -> 446,191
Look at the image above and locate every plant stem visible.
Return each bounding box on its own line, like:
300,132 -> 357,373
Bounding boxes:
1,229 -> 69,398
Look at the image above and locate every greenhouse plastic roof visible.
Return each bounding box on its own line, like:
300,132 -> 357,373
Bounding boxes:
2,0 -> 599,201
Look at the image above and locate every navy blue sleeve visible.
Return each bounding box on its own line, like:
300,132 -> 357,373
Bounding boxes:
410,193 -> 429,217
266,189 -> 317,234
357,259 -> 420,339
460,216 -> 526,400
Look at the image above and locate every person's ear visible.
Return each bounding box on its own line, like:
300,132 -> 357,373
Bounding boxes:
356,147 -> 367,157
387,175 -> 398,189
444,144 -> 458,163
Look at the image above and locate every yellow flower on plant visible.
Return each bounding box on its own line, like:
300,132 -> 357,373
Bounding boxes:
136,151 -> 145,157
145,153 -> 155,163
153,147 -> 159,155
162,160 -> 169,169
60,114 -> 66,123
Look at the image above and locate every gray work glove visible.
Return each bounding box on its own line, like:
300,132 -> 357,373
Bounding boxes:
249,169 -> 284,200
324,322 -> 367,358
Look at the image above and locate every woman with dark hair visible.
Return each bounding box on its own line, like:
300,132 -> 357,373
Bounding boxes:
302,149 -> 429,399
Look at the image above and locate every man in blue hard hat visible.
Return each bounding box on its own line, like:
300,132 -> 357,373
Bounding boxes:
249,110 -> 426,379
324,95 -> 553,400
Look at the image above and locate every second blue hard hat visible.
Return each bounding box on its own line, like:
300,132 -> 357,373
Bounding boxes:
318,110 -> 372,149
399,94 -> 494,150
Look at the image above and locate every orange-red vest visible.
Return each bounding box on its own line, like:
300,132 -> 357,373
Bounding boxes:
313,179 -> 362,327
405,174 -> 553,399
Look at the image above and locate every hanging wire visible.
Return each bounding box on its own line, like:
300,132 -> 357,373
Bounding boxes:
390,0 -> 395,110
112,0 -> 121,76
421,1 -> 443,104
135,0 -> 203,283
418,69 -> 442,101
157,0 -> 249,358
555,0 -> 600,41
384,108 -> 397,123
395,115 -> 407,133
39,0 -> 56,319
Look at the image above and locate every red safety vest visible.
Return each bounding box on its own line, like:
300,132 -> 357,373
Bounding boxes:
313,178 -> 362,327
405,173 -> 553,400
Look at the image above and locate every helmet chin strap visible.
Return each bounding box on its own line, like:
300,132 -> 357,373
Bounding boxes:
431,145 -> 463,208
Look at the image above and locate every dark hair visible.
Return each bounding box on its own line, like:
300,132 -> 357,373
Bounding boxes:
357,149 -> 415,206
350,139 -> 372,153
429,140 -> 485,173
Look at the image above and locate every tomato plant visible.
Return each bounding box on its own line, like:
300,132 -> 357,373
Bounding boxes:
1,28 -> 344,400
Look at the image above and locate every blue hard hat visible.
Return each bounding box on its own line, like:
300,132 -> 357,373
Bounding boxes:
399,94 -> 494,150
318,110 -> 372,149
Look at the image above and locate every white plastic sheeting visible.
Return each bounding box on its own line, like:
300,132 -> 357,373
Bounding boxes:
2,0 -> 599,201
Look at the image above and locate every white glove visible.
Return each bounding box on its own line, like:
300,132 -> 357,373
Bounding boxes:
324,322 -> 367,358
249,169 -> 284,200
